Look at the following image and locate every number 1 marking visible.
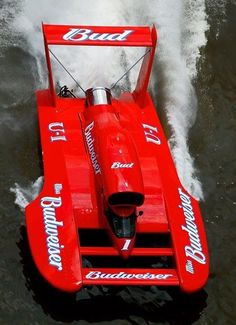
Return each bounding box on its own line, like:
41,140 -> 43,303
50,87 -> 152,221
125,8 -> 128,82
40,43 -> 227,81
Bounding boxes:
121,239 -> 131,251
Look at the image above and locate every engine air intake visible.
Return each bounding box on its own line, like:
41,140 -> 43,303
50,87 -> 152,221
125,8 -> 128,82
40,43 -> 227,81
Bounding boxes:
86,87 -> 112,106
108,191 -> 144,207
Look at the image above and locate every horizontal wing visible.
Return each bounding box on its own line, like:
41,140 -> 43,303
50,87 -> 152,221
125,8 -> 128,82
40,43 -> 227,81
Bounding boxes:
43,24 -> 156,47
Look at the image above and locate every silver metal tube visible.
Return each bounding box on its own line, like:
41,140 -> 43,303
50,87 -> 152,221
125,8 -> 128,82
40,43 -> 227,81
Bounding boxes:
86,87 -> 112,106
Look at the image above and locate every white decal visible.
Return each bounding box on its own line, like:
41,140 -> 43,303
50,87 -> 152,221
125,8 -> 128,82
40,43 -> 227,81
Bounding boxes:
178,188 -> 206,271
111,162 -> 134,169
49,122 -> 67,142
121,239 -> 131,251
63,28 -> 133,42
84,121 -> 101,174
86,271 -> 173,280
142,123 -> 161,145
54,183 -> 62,195
41,195 -> 64,271
186,260 -> 194,274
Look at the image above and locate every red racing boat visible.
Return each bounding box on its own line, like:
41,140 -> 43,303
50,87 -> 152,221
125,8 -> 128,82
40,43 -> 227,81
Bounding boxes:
25,24 -> 209,293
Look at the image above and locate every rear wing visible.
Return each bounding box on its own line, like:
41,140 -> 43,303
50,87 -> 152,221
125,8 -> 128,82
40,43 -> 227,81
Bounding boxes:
42,24 -> 157,106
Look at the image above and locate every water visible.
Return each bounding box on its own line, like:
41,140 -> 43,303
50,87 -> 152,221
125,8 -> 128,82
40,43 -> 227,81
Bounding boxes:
1,0 -> 236,324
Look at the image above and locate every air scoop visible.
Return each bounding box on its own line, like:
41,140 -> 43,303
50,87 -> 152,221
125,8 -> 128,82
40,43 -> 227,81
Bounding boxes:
86,87 -> 112,106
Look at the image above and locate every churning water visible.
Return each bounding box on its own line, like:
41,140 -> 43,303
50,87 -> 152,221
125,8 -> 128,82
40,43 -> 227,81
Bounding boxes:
10,0 -> 209,200
1,0 -> 236,324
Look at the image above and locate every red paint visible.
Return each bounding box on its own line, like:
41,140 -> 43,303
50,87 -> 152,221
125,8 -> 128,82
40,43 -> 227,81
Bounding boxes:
25,24 -> 209,293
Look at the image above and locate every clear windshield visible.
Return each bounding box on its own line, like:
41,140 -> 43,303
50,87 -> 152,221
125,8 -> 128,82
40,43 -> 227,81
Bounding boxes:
107,210 -> 136,238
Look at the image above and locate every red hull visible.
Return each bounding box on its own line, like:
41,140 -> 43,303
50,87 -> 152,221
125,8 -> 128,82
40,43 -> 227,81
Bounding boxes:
25,24 -> 209,293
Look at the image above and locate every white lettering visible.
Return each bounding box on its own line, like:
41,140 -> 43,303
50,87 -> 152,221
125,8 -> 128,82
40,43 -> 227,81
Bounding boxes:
40,194 -> 64,271
142,123 -> 161,145
178,188 -> 207,271
54,183 -> 62,195
111,162 -> 134,169
84,121 -> 101,174
63,28 -> 133,42
85,271 -> 173,280
63,28 -> 91,41
49,122 -> 67,142
41,197 -> 62,208
48,122 -> 65,133
51,135 -> 67,142
186,260 -> 194,274
185,246 -> 206,265
121,239 -> 131,251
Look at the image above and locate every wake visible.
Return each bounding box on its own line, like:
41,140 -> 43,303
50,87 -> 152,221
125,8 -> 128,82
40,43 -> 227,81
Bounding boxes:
11,0 -> 209,201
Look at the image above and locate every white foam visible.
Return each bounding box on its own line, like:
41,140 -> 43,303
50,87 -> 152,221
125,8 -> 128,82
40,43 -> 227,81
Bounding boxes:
12,0 -> 127,89
12,0 -> 209,199
10,177 -> 44,211
0,1 -> 18,54
145,0 -> 209,199
182,0 -> 209,78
